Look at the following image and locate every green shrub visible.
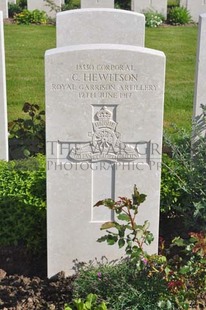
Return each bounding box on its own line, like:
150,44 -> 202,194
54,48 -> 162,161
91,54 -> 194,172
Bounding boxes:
17,0 -> 27,10
161,113 -> 206,234
73,259 -> 170,310
65,293 -> 107,310
167,6 -> 192,25
14,9 -> 48,25
8,3 -> 22,18
144,11 -> 165,28
115,0 -> 130,10
9,102 -> 45,159
61,0 -> 80,10
0,155 -> 46,256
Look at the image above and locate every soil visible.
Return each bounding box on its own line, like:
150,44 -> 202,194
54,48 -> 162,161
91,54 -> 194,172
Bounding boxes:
0,247 -> 75,310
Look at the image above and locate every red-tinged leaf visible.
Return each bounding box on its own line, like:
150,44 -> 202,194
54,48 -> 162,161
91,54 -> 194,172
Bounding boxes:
94,200 -> 104,207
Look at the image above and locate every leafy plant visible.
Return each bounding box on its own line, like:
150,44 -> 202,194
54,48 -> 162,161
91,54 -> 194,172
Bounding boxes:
72,258 -> 171,310
17,0 -> 27,10
167,6 -> 192,25
9,102 -> 45,159
161,110 -> 206,235
144,10 -> 165,28
14,9 -> 48,24
65,293 -> 107,310
8,3 -> 22,18
61,0 -> 80,11
0,155 -> 46,256
163,233 -> 206,309
94,185 -> 154,260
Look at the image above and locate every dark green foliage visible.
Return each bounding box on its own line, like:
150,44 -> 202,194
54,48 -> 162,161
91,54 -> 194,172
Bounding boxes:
161,115 -> 206,234
62,0 -> 80,10
0,155 -> 46,256
8,3 -> 22,18
18,0 -> 27,10
167,6 -> 192,25
9,102 -> 45,159
73,259 -> 170,310
115,0 -> 130,10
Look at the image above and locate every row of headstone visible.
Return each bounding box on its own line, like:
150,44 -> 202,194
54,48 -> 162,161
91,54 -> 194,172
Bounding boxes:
0,11 -> 8,161
46,1 -> 166,277
180,0 -> 206,23
0,0 -> 169,19
27,0 -> 63,18
131,0 -> 167,19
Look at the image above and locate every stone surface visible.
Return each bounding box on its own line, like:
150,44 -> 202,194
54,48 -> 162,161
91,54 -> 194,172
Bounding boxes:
0,0 -> 8,18
56,9 -> 145,47
27,0 -> 62,18
81,0 -> 114,8
132,0 -> 167,18
180,0 -> 206,23
46,44 -> 165,277
193,14 -> 206,136
0,11 -> 8,161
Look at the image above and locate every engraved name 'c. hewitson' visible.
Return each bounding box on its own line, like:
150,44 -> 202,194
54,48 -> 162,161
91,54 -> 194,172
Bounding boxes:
51,63 -> 158,99
59,106 -> 140,163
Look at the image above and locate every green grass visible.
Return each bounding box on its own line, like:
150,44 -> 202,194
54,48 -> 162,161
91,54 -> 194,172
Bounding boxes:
5,24 -> 55,121
145,26 -> 198,131
5,24 -> 198,131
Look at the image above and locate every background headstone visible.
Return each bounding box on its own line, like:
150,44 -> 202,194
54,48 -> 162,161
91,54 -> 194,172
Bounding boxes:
56,9 -> 145,47
81,0 -> 114,8
180,0 -> 206,23
193,13 -> 206,137
46,44 -> 165,277
0,0 -> 8,18
131,0 -> 167,19
8,0 -> 17,4
0,11 -> 8,161
27,0 -> 62,18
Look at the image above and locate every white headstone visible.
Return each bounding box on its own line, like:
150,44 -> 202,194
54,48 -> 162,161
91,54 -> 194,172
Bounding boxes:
0,11 -> 8,161
27,0 -> 61,18
180,0 -> 206,22
193,13 -> 206,136
56,9 -> 145,47
81,0 -> 114,8
46,44 -> 165,277
0,0 -> 8,18
132,0 -> 167,19
8,0 -> 17,4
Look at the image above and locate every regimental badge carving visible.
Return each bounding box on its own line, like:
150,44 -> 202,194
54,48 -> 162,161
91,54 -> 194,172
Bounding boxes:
68,106 -> 139,162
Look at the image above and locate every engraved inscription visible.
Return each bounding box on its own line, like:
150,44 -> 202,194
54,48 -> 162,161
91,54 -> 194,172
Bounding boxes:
51,63 -> 158,100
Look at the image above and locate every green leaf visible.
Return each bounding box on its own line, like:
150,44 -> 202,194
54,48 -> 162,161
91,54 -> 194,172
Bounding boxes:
142,220 -> 150,230
172,236 -> 185,247
117,213 -> 130,222
118,238 -> 125,248
179,265 -> 190,274
97,235 -> 108,243
100,221 -> 117,230
107,235 -> 118,245
64,305 -> 72,310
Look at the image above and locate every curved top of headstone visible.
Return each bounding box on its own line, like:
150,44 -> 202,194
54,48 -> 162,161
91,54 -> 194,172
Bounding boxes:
56,9 -> 145,47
